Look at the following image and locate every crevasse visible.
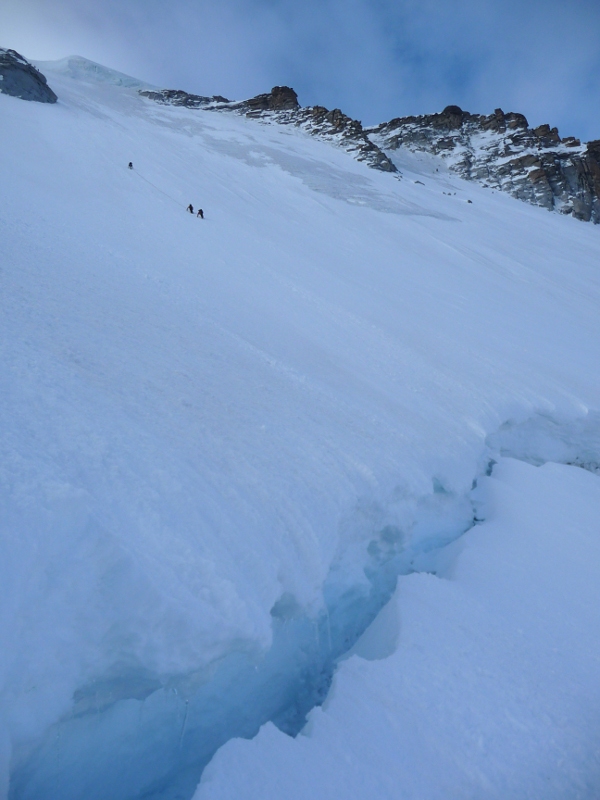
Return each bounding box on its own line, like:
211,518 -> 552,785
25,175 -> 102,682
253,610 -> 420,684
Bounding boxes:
8,482 -> 477,800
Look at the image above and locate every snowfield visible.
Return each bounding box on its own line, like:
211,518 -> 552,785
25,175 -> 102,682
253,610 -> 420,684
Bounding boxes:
1,56 -> 600,800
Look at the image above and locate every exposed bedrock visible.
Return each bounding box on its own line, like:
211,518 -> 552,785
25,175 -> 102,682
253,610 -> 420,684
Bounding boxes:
0,49 -> 57,104
138,89 -> 230,108
368,106 -> 600,223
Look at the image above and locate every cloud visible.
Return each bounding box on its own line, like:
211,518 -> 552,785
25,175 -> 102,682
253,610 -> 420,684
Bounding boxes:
1,0 -> 599,139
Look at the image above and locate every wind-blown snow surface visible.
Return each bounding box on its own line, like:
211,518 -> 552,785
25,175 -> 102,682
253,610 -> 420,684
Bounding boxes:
1,57 -> 600,799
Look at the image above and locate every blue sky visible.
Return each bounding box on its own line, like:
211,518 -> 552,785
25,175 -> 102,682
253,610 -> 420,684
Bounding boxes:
2,0 -> 600,139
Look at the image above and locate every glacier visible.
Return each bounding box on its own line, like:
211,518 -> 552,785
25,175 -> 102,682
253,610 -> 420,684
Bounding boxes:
1,55 -> 600,799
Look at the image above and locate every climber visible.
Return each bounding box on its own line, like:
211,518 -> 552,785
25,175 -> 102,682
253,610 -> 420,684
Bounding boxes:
187,204 -> 194,214
128,162 -> 133,169
197,209 -> 204,219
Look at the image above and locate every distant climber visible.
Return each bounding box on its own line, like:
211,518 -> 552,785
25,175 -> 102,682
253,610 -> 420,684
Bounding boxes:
197,209 -> 204,219
187,204 -> 194,214
128,162 -> 133,169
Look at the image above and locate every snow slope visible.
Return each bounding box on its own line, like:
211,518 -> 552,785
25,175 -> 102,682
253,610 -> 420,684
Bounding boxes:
0,56 -> 599,799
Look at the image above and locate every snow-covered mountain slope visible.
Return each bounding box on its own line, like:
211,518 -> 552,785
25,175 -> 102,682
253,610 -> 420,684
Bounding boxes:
140,82 -> 600,225
1,55 -> 600,800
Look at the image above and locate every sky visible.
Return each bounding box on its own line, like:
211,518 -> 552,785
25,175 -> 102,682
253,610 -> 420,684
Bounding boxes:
2,0 -> 600,140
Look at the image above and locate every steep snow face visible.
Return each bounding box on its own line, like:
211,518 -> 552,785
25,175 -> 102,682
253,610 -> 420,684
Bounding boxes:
1,57 -> 600,800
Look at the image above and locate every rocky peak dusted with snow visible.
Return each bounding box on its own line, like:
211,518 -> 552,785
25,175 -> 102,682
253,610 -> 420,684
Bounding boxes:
288,104 -> 397,173
367,106 -> 600,223
140,85 -> 397,174
0,48 -> 57,103
241,85 -> 300,113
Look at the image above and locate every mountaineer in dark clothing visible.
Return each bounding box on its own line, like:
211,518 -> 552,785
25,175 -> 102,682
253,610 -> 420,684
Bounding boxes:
187,204 -> 194,214
197,209 -> 204,219
128,162 -> 133,169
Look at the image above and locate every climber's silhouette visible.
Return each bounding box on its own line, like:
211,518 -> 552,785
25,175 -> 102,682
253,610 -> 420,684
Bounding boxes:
197,209 -> 204,219
187,204 -> 194,214
128,162 -> 133,169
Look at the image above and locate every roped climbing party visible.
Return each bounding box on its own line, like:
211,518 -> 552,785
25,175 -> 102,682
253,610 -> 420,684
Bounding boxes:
128,163 -> 205,218
187,204 -> 204,218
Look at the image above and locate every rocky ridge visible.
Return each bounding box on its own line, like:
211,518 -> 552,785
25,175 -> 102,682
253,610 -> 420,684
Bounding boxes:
0,49 -> 57,103
139,86 -> 397,174
368,106 -> 600,223
139,88 -> 230,108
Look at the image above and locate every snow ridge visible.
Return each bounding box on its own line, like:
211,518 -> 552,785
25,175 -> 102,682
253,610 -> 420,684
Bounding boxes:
35,55 -> 157,90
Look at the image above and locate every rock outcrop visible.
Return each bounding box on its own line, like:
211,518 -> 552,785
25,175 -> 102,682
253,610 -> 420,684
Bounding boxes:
139,89 -> 230,108
282,104 -> 396,173
239,85 -> 300,113
0,49 -> 57,103
368,106 -> 600,223
140,85 -> 397,175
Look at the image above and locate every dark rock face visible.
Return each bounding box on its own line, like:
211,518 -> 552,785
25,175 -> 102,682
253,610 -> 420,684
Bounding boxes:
241,85 -> 299,113
139,89 -> 230,107
140,85 -> 397,174
368,107 -> 600,223
0,48 -> 57,103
